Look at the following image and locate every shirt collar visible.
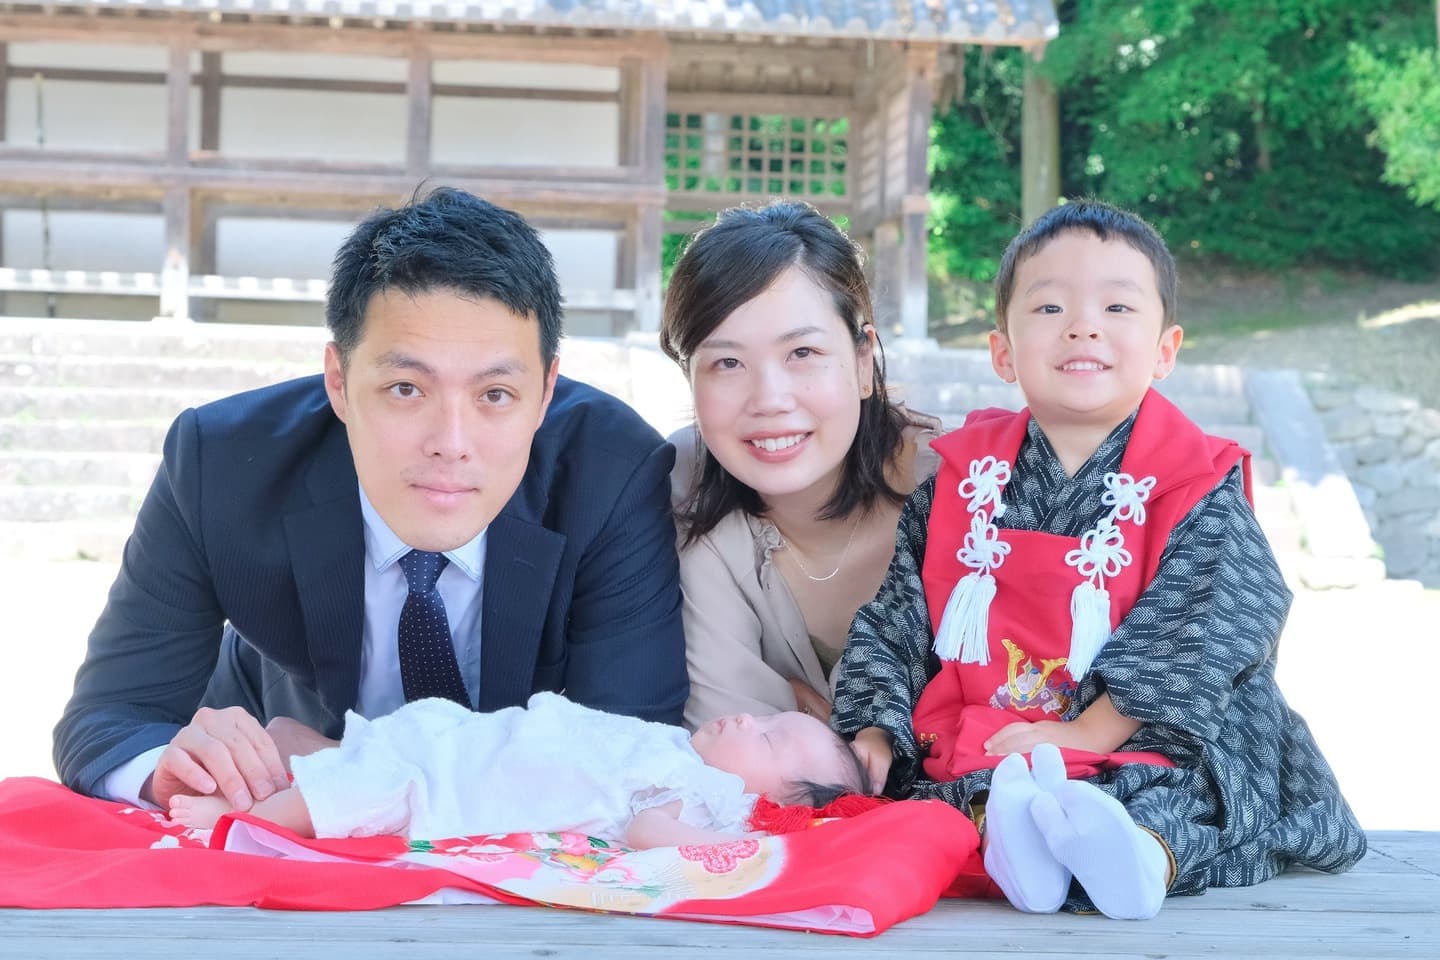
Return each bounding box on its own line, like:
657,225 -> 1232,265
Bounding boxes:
358,484 -> 487,581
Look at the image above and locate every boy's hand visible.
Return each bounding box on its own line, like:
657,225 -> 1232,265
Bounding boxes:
851,726 -> 895,794
144,706 -> 290,811
985,720 -> 1076,756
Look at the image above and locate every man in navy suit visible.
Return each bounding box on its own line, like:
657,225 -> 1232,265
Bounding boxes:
53,188 -> 688,812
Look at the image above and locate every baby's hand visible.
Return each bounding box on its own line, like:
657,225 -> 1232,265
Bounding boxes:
851,727 -> 894,794
985,720 -> 1088,756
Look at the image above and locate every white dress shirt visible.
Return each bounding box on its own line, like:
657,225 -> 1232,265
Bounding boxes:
101,483 -> 488,806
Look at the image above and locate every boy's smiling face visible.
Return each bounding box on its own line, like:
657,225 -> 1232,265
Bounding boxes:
989,230 -> 1183,440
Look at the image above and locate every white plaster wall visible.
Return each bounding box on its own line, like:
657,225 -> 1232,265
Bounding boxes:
1,44 -> 625,326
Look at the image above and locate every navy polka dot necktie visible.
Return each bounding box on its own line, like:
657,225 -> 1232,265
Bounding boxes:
397,550 -> 470,707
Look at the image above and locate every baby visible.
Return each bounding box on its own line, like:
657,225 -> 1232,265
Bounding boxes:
170,692 -> 867,849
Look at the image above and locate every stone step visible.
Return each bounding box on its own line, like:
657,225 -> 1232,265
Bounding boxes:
0,419 -> 171,454
0,518 -> 134,562
0,451 -> 162,487
0,386 -> 231,421
0,355 -> 314,391
0,485 -> 141,522
0,317 -> 330,364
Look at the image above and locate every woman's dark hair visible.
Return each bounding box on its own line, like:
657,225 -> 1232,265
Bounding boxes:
661,201 -> 909,545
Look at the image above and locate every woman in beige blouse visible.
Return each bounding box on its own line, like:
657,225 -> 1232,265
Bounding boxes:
661,201 -> 942,729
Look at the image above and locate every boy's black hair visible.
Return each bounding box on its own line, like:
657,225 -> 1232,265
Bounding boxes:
661,200 -> 909,544
993,199 -> 1178,333
326,186 -> 563,369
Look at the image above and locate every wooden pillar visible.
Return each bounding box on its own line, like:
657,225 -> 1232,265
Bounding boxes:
159,42 -> 192,322
1021,47 -> 1060,225
199,52 -> 221,152
634,203 -> 663,337
898,49 -> 935,345
629,50 -> 668,335
405,46 -> 433,181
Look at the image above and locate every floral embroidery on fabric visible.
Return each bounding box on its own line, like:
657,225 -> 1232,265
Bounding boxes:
677,839 -> 761,874
988,638 -> 1077,716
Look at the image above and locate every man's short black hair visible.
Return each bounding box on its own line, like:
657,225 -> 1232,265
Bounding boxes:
326,186 -> 563,368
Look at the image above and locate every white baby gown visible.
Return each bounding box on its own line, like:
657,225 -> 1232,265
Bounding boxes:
290,693 -> 756,842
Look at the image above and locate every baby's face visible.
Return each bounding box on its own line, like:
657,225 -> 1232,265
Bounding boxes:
690,711 -> 854,797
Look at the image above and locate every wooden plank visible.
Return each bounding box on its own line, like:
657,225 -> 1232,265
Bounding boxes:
159,187 -> 190,321
199,53 -> 221,153
1021,47 -> 1060,225
405,45 -> 433,179
899,50 -> 935,343
0,42 -> 9,149
637,48 -> 668,184
166,42 -> 190,167
0,13 -> 661,63
0,154 -> 666,206
666,93 -> 854,118
633,203 -> 662,334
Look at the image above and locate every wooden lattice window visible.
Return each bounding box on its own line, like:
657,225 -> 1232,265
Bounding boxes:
664,112 -> 849,200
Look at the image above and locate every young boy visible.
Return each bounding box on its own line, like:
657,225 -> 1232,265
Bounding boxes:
831,201 -> 1366,919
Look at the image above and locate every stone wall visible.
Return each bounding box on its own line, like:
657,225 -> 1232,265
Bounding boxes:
1308,380 -> 1440,586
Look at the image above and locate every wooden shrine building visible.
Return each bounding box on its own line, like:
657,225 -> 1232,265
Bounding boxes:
0,1 -> 1057,338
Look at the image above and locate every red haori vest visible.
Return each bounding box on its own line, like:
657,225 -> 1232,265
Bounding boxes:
912,389 -> 1249,782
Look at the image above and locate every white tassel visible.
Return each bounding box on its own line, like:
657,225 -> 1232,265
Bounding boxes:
1067,580 -> 1112,680
933,571 -> 996,664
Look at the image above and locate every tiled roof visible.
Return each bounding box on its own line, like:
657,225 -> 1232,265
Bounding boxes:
23,1 -> 1059,44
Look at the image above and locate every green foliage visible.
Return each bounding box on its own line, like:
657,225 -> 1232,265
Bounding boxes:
1351,44 -> 1440,210
926,46 -> 1026,296
926,0 -> 1440,290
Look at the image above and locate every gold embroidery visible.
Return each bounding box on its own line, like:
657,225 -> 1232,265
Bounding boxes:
991,638 -> 1074,715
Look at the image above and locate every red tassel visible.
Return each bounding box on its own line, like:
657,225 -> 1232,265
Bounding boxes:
746,793 -> 893,835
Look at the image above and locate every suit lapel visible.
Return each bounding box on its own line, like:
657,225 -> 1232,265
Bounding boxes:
478,511 -> 565,711
283,426 -> 365,722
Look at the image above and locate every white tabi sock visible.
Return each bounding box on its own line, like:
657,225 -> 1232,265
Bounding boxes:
1029,778 -> 1169,920
982,752 -> 1072,914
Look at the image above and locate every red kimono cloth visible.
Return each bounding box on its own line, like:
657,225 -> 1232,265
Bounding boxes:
912,390 -> 1247,781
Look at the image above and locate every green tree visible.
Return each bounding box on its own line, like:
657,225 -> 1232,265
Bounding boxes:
1351,44 -> 1440,210
926,0 -> 1440,291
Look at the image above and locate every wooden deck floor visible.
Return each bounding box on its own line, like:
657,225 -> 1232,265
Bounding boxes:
2,832 -> 1432,958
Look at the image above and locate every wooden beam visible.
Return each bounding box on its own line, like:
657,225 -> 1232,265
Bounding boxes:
199,53 -> 221,152
166,42 -> 191,166
666,93 -> 854,118
159,185 -> 190,321
0,13 -> 661,63
637,47 -> 669,183
899,50 -> 935,343
0,151 -> 666,206
1021,48 -> 1060,225
0,43 -> 9,149
406,46 -> 433,180
632,202 -> 663,334
2,65 -> 621,102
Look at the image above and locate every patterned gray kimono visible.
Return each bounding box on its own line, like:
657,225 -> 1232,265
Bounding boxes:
832,415 -> 1367,908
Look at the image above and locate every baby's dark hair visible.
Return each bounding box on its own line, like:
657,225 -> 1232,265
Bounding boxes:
993,199 -> 1178,334
774,733 -> 871,806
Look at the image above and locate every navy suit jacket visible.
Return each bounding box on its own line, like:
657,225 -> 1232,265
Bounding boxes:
54,374 -> 688,797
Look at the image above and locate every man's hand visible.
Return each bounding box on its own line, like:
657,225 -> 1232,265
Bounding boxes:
265,717 -> 339,775
787,678 -> 832,722
143,706 -> 290,811
851,726 -> 895,794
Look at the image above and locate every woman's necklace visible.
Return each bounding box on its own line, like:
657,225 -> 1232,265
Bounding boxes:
778,513 -> 863,583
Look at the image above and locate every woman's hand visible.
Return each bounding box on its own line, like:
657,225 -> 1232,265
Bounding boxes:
851,726 -> 894,794
787,678 -> 832,722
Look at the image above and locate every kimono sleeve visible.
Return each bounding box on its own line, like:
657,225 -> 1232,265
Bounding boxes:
1093,466 -> 1292,750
